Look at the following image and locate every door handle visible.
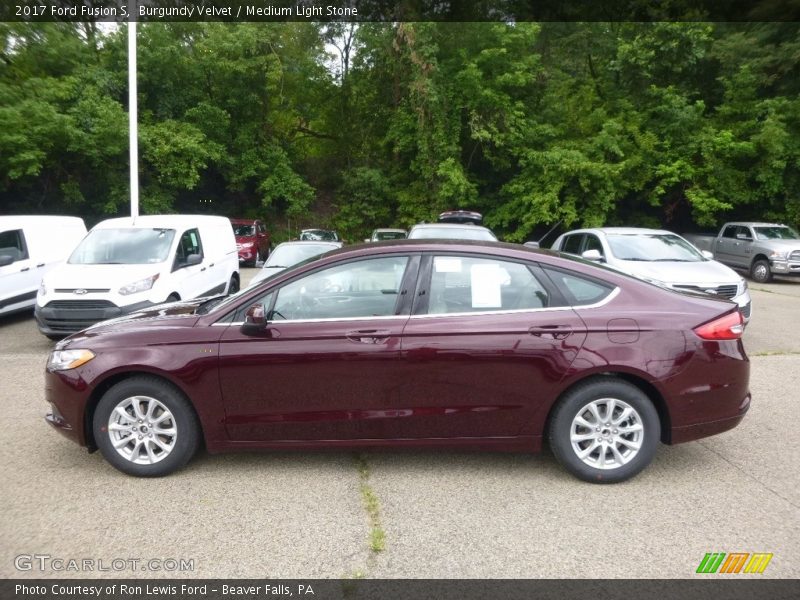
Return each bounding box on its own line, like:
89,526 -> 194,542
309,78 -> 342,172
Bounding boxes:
346,329 -> 391,344
529,325 -> 573,339
36,263 -> 45,268
200,267 -> 207,272
209,263 -> 215,267
20,267 -> 30,272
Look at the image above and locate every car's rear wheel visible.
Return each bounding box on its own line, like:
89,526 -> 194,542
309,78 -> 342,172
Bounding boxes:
93,376 -> 200,477
750,259 -> 772,284
548,379 -> 659,483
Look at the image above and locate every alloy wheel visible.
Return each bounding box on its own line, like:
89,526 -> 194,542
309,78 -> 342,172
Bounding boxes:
569,398 -> 644,470
107,396 -> 178,465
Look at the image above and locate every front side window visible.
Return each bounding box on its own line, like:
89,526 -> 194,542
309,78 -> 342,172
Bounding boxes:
271,256 -> 409,320
174,229 -> 203,267
0,229 -> 28,263
427,256 -> 550,315
69,228 -> 175,265
561,234 -> 584,255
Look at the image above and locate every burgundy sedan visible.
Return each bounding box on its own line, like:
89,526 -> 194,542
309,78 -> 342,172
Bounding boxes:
44,241 -> 750,482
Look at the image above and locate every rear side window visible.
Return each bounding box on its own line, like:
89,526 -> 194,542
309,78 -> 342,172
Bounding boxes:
543,267 -> 614,306
428,256 -> 550,314
0,229 -> 28,263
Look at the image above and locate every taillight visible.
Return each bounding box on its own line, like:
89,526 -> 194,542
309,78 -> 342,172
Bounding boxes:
693,311 -> 744,340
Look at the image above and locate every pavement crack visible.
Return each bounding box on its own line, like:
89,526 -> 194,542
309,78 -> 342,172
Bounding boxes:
698,440 -> 799,510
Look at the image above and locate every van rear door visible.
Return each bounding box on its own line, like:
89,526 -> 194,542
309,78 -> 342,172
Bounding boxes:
0,227 -> 38,313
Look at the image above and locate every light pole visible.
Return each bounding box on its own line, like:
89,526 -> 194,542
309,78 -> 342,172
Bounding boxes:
128,5 -> 139,220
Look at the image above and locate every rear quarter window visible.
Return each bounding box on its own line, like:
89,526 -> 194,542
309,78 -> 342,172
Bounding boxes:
543,266 -> 614,306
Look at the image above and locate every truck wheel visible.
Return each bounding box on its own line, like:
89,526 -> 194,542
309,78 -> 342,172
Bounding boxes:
750,259 -> 772,284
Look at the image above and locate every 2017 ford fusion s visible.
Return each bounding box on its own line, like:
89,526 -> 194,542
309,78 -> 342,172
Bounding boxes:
44,240 -> 750,483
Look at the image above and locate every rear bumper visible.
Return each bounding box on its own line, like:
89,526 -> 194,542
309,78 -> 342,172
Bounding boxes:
670,392 -> 750,444
35,299 -> 155,336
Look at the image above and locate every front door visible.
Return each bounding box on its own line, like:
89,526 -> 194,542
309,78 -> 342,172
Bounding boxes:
218,254 -> 418,441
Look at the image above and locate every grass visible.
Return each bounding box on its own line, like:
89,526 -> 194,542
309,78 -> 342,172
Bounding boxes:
751,350 -> 800,357
354,453 -> 386,553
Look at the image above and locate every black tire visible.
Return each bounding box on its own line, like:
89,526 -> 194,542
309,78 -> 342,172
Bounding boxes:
251,250 -> 261,268
548,378 -> 660,484
228,273 -> 240,294
93,376 -> 201,477
167,293 -> 180,303
750,259 -> 772,284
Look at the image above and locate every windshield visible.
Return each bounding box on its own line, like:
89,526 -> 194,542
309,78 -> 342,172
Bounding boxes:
374,231 -> 407,241
754,226 -> 800,240
233,224 -> 255,237
300,229 -> 338,241
69,228 -> 175,265
409,226 -> 497,241
606,233 -> 704,262
265,244 -> 336,268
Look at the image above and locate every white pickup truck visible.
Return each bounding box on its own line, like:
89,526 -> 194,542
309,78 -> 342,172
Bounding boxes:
684,222 -> 800,283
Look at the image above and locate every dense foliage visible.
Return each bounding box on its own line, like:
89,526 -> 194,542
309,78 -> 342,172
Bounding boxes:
1,22 -> 798,242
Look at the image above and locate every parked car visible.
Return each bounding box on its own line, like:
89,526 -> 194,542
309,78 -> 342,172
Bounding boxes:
45,240 -> 749,482
35,215 -> 239,339
551,228 -> 752,322
231,218 -> 270,266
0,216 -> 87,318
438,210 -> 483,225
365,228 -> 407,242
407,223 -> 498,241
684,222 -> 800,284
247,241 -> 342,287
299,229 -> 340,242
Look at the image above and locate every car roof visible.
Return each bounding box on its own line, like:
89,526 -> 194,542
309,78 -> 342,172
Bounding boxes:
726,222 -> 788,227
274,240 -> 341,248
373,228 -> 406,233
410,223 -> 491,231
230,218 -> 259,224
561,227 -> 676,236
92,215 -> 229,229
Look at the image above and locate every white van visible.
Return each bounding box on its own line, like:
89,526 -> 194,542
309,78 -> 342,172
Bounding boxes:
35,215 -> 239,338
0,216 -> 87,318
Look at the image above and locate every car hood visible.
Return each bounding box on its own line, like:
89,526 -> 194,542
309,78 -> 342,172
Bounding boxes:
57,297 -> 217,348
614,259 -> 740,285
757,239 -> 800,250
43,262 -> 165,290
235,235 -> 256,243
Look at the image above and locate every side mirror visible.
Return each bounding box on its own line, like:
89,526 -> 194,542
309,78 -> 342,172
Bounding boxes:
185,253 -> 202,266
523,241 -> 540,249
241,303 -> 268,336
701,250 -> 714,260
0,255 -> 14,267
581,249 -> 604,262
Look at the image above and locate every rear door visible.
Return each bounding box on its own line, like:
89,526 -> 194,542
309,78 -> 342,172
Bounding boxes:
396,252 -> 588,439
716,225 -> 747,267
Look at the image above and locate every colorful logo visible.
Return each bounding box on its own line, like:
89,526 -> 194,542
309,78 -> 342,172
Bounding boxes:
696,552 -> 773,574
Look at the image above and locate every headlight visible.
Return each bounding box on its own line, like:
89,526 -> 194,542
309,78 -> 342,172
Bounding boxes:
47,349 -> 95,371
38,281 -> 46,297
769,250 -> 788,260
118,274 -> 159,296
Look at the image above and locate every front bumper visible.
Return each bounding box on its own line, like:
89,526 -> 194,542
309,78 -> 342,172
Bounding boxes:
44,368 -> 90,447
770,258 -> 800,276
35,299 -> 155,336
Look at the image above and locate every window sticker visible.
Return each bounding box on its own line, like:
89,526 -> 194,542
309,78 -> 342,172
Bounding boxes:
434,257 -> 462,273
470,263 -> 503,308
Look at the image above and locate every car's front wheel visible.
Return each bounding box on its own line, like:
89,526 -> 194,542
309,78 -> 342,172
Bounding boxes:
750,259 -> 772,284
93,376 -> 201,477
548,378 -> 659,483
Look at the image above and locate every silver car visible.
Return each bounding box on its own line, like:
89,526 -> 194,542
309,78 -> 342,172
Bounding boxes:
248,241 -> 342,288
407,223 -> 498,241
551,227 -> 752,322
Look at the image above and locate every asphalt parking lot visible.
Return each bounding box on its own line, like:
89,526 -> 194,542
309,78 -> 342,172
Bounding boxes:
1,271 -> 799,579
